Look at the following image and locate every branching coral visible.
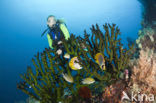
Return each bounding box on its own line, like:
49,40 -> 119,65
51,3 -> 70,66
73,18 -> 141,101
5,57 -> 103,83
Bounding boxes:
17,48 -> 86,103
18,23 -> 134,103
75,24 -> 134,87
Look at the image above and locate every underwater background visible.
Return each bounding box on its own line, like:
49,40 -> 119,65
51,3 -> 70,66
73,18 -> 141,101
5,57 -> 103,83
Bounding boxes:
0,0 -> 143,103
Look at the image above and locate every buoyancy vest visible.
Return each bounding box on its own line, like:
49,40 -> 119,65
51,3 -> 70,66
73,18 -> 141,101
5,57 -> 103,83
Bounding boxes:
46,21 -> 70,49
48,22 -> 64,41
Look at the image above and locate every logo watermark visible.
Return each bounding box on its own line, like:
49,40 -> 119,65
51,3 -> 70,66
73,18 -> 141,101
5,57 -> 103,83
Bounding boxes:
122,91 -> 155,102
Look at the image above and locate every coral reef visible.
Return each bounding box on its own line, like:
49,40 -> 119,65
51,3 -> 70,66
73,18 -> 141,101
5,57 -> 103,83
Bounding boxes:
136,27 -> 156,52
136,0 -> 156,59
123,48 -> 156,103
17,24 -> 134,103
16,0 -> 156,102
131,48 -> 156,91
17,49 -> 85,103
138,0 -> 156,29
88,80 -> 128,103
101,80 -> 127,103
75,24 -> 134,88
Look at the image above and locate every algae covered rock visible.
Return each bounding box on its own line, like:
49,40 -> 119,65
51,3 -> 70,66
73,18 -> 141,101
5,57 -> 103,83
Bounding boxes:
136,27 -> 156,52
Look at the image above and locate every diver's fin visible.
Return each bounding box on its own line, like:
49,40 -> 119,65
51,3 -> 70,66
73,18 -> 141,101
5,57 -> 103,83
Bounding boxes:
41,28 -> 49,37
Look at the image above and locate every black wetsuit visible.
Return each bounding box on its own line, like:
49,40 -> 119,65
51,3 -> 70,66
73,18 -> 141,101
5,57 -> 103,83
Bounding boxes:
48,22 -> 65,51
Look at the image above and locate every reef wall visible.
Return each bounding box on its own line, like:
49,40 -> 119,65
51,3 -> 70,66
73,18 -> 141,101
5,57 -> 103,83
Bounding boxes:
139,0 -> 156,29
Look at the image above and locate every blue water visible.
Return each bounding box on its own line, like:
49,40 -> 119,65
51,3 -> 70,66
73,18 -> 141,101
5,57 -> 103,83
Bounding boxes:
0,0 -> 142,103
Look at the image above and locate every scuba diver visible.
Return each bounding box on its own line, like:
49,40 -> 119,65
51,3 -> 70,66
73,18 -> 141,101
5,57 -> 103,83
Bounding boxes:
41,15 -> 70,55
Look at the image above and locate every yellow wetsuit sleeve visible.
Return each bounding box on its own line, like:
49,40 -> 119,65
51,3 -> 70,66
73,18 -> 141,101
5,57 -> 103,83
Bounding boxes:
47,34 -> 53,49
60,24 -> 70,40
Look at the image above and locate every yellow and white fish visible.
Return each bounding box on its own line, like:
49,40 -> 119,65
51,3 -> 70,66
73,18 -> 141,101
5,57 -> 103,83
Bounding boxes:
62,73 -> 74,83
69,57 -> 82,70
94,53 -> 106,70
64,53 -> 70,59
82,77 -> 95,84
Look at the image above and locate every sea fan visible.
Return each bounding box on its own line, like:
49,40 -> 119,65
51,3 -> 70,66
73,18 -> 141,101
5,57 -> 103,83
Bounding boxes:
128,48 -> 156,103
131,48 -> 156,89
120,48 -> 156,103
